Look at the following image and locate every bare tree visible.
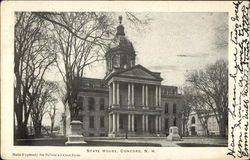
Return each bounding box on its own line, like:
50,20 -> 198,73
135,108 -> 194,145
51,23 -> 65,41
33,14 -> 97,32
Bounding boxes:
182,85 -> 210,136
186,59 -> 228,136
48,12 -> 114,120
33,12 -> 152,122
193,94 -> 211,136
30,80 -> 58,137
181,86 -> 193,136
48,101 -> 57,135
14,12 -> 56,138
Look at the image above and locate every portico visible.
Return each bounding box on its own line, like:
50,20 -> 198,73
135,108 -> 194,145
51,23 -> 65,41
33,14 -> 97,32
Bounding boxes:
106,65 -> 163,137
108,112 -> 162,135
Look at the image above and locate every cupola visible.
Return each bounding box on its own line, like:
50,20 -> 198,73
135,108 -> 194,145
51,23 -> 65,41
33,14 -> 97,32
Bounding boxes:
105,16 -> 136,75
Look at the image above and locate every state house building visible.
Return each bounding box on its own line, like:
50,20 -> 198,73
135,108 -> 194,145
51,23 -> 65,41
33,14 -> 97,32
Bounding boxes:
64,17 -> 184,137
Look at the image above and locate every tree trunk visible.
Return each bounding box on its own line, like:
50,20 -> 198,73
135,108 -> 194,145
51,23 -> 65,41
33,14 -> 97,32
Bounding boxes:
34,121 -> 42,137
219,119 -> 227,137
16,122 -> 28,139
51,121 -> 54,135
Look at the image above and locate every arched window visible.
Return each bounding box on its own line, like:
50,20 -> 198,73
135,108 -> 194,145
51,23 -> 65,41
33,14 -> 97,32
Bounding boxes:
173,104 -> 177,114
191,117 -> 195,124
113,54 -> 120,68
88,97 -> 95,111
100,98 -> 105,110
120,54 -> 128,69
165,103 -> 168,114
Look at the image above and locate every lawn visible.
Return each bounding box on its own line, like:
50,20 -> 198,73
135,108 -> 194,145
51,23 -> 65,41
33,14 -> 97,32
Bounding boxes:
15,136 -> 227,147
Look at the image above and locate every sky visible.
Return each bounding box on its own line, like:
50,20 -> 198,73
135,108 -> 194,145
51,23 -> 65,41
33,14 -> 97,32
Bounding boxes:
83,12 -> 228,87
43,12 -> 228,126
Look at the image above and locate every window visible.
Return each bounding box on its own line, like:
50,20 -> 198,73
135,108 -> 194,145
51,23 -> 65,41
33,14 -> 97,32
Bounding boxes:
89,116 -> 94,128
89,133 -> 94,137
191,117 -> 195,124
120,95 -> 122,105
173,117 -> 177,126
100,133 -> 105,137
165,118 -> 169,130
78,96 -> 84,111
88,97 -> 95,111
120,54 -> 128,69
173,104 -> 177,114
89,83 -> 94,88
113,54 -> 120,68
120,118 -> 123,129
100,116 -> 105,128
100,98 -> 105,110
165,103 -> 168,114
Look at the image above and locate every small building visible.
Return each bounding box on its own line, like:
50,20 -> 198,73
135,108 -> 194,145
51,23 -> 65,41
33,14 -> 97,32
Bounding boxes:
187,110 -> 220,136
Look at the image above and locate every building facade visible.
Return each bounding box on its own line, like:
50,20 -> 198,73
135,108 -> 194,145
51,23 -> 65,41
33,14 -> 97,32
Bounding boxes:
186,110 -> 221,136
64,17 -> 184,137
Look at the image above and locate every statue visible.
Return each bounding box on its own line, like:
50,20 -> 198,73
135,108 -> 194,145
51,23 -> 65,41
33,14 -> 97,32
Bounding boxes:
66,100 -> 85,145
71,100 -> 80,120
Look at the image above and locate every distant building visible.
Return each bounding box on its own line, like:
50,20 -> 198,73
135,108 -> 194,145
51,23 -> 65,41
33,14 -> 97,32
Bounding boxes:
62,17 -> 184,137
186,110 -> 221,136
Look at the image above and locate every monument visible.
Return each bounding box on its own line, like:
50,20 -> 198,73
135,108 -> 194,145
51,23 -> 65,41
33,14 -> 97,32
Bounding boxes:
65,102 -> 86,145
167,126 -> 181,141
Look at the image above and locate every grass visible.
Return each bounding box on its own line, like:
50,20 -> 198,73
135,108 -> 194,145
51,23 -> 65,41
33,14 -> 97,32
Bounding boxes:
15,138 -> 160,146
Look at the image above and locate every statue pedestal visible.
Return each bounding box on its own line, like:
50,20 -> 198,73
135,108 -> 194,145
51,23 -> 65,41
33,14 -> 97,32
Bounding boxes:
65,120 -> 86,145
167,126 -> 181,141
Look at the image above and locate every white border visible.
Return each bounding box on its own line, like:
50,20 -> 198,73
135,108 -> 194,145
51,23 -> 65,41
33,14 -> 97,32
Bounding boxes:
1,1 -> 248,160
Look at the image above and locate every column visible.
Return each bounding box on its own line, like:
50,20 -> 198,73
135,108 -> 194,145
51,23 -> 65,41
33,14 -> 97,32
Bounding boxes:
117,82 -> 120,105
109,85 -> 112,107
155,115 -> 158,132
112,113 -> 116,132
155,86 -> 158,106
128,114 -> 131,132
132,83 -> 134,106
109,114 -> 112,133
128,83 -> 131,106
159,86 -> 161,106
145,115 -> 148,132
113,82 -> 116,105
142,115 -> 145,132
117,113 -> 119,132
142,85 -> 145,106
145,85 -> 148,106
159,116 -> 161,132
132,114 -> 135,132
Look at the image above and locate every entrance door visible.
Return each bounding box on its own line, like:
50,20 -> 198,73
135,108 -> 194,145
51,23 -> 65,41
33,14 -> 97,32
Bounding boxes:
134,117 -> 137,132
191,126 -> 196,136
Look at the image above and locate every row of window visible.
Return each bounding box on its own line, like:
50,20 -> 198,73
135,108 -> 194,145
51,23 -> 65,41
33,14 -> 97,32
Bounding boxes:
79,98 -> 178,114
89,116 -> 105,128
162,88 -> 177,95
80,82 -> 106,88
78,97 -> 105,111
164,103 -> 177,114
88,116 -> 177,130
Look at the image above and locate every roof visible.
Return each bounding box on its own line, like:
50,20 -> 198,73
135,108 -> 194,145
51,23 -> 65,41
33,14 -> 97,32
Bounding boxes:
106,35 -> 135,56
105,64 -> 163,81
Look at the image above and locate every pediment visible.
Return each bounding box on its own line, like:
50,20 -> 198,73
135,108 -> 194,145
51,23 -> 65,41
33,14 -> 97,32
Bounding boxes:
116,65 -> 162,81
